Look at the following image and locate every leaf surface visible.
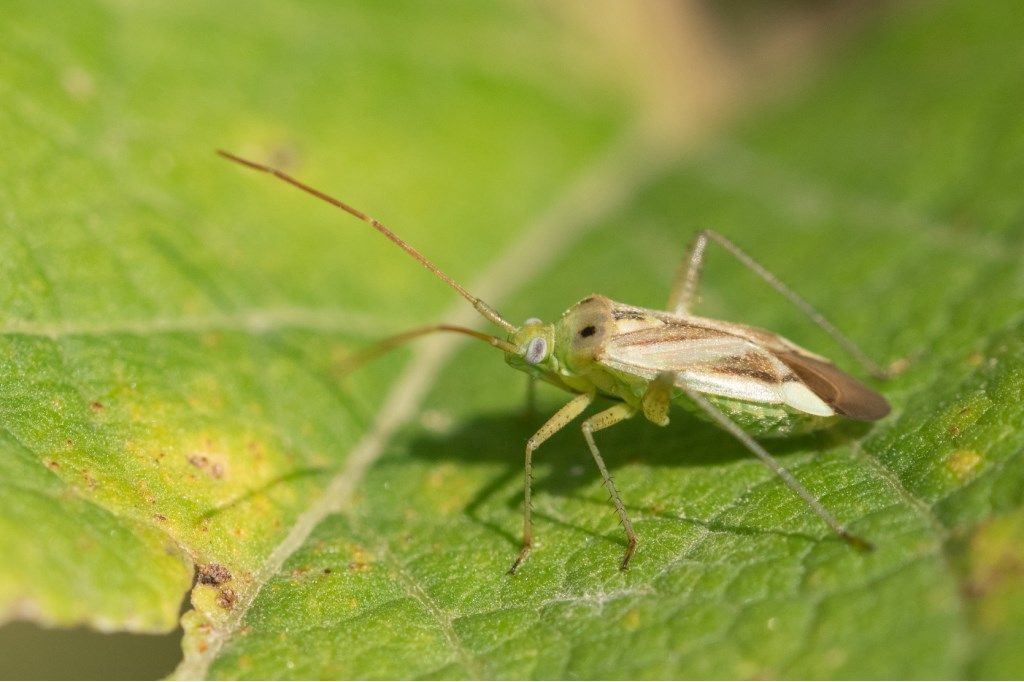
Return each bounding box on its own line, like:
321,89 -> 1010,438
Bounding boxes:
1,1 -> 1022,679
194,2 -> 1024,678
0,0 -> 631,636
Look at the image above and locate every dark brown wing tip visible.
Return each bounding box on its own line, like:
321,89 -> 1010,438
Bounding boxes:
777,352 -> 891,422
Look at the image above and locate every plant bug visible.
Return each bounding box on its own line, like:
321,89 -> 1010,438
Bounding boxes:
218,150 -> 892,572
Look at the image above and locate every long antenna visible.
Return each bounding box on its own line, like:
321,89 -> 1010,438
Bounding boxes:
217,150 -> 516,333
338,323 -> 518,375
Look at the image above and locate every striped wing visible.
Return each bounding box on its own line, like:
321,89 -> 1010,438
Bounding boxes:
599,302 -> 889,420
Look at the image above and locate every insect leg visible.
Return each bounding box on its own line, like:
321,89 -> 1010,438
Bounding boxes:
510,391 -> 595,574
680,383 -> 872,550
666,229 -> 892,379
641,371 -> 675,426
666,229 -> 710,316
580,403 -> 639,570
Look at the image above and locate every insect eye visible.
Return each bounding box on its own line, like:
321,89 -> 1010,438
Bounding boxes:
524,337 -> 547,365
579,325 -> 597,338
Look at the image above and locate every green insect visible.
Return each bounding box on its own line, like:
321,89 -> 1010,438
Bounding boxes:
219,150 -> 893,572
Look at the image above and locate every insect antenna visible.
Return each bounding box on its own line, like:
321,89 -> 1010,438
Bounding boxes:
338,323 -> 518,375
217,150 -> 516,333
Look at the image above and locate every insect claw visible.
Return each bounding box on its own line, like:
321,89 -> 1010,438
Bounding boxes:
619,537 -> 638,571
509,544 -> 532,574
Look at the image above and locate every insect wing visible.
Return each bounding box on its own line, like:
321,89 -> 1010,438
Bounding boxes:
599,302 -> 890,420
599,319 -> 835,416
774,350 -> 890,421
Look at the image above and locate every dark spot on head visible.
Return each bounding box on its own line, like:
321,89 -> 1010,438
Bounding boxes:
580,325 -> 597,338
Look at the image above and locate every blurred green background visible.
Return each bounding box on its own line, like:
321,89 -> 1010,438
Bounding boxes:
1,1 -> 1022,679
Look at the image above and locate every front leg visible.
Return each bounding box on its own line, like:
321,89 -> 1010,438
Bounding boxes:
581,403 -> 639,569
510,391 -> 594,574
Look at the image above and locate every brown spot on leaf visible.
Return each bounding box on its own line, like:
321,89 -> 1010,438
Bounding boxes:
197,563 -> 232,586
217,587 -> 237,609
188,454 -> 226,479
81,470 -> 99,490
153,514 -> 168,523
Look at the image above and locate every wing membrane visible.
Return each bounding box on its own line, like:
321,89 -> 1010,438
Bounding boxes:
775,351 -> 890,421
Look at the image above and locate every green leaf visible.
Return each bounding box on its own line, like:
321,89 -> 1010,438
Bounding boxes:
191,2 -> 1024,678
1,0 -> 630,635
3,1 -> 1023,679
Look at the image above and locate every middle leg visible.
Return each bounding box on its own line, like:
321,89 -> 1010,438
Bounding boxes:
580,402 -> 639,570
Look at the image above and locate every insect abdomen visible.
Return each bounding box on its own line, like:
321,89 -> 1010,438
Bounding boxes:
675,392 -> 839,437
